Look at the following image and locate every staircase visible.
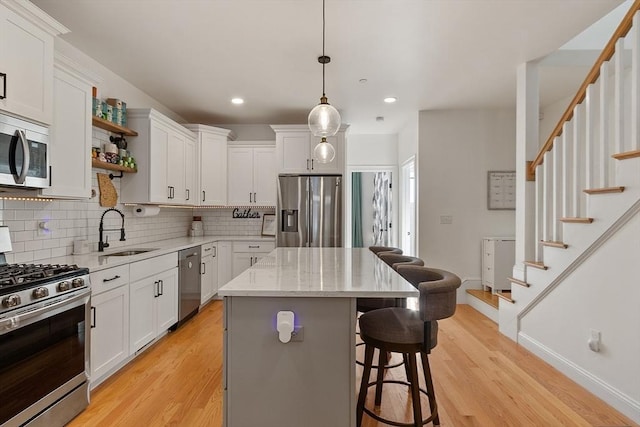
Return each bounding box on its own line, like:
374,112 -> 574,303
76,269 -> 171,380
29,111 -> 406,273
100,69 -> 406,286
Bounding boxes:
497,2 -> 640,422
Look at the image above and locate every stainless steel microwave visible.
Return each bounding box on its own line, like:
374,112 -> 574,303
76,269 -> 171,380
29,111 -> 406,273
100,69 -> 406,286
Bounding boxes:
0,113 -> 49,188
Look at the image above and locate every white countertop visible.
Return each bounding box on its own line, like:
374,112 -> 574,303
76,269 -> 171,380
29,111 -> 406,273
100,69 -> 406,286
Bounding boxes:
218,247 -> 419,298
47,235 -> 275,272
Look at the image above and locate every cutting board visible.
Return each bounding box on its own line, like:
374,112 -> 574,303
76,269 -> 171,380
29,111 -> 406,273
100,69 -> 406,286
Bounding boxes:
97,173 -> 117,207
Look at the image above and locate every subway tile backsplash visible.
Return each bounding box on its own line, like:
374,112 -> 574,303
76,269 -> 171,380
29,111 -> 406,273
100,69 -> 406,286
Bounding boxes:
0,128 -> 275,263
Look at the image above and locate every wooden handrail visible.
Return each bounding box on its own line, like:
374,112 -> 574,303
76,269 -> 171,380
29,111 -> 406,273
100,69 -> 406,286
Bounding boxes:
529,0 -> 640,179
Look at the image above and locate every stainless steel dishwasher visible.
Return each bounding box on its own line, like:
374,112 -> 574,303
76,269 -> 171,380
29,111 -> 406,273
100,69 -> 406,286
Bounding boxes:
177,246 -> 202,327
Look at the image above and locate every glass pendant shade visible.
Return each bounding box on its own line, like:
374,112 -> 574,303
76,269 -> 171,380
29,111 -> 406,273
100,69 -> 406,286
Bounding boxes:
313,137 -> 336,163
308,96 -> 341,138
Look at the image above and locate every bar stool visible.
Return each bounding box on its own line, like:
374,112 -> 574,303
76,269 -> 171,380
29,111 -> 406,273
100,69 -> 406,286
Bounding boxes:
377,253 -> 424,270
368,246 -> 403,255
356,248 -> 422,369
357,267 -> 461,427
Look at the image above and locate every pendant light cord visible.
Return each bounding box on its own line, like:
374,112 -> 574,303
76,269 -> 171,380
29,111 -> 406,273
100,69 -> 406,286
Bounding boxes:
322,0 -> 326,97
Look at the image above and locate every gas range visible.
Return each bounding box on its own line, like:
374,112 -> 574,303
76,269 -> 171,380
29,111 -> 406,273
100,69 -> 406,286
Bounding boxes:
0,263 -> 90,317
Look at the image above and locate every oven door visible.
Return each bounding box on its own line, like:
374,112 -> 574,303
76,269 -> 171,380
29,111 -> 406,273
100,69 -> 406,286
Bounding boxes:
0,289 -> 90,426
0,114 -> 49,189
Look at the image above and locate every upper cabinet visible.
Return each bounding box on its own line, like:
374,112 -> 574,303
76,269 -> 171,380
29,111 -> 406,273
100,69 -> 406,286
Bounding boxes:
227,145 -> 276,206
184,124 -> 235,206
271,124 -> 348,175
0,1 -> 69,125
41,54 -> 97,199
121,109 -> 196,205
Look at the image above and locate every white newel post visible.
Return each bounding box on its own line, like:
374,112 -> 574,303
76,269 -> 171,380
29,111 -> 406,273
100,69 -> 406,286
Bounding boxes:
632,13 -> 640,151
515,62 -> 539,279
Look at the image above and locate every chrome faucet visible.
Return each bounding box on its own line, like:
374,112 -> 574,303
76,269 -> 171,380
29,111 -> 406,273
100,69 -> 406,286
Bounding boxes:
99,208 -> 126,252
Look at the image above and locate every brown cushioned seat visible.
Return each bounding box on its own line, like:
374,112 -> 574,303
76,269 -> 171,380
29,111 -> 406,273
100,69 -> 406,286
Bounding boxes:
377,253 -> 424,270
368,246 -> 403,255
357,267 -> 461,427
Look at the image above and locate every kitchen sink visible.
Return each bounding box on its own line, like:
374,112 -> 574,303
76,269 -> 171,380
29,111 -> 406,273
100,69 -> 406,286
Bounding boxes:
104,249 -> 156,257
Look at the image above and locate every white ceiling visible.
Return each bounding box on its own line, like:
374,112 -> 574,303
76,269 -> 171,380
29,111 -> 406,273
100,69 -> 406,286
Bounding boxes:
32,0 -> 624,134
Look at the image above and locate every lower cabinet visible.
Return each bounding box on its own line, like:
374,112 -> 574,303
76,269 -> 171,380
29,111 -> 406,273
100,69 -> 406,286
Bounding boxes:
231,241 -> 275,278
201,242 -> 218,304
90,265 -> 130,388
129,267 -> 178,354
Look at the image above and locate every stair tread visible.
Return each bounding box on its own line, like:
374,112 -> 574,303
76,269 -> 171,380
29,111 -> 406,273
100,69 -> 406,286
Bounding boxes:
508,277 -> 530,287
524,260 -> 549,270
583,186 -> 625,195
466,289 -> 498,309
541,240 -> 569,249
560,217 -> 594,223
612,149 -> 640,160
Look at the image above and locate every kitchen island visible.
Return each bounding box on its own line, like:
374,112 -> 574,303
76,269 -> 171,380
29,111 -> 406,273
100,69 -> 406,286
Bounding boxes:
218,247 -> 418,427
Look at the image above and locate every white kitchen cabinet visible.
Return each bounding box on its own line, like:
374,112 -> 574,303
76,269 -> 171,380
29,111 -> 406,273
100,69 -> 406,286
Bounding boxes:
184,133 -> 197,204
200,242 -> 218,304
0,1 -> 68,124
217,241 -> 232,289
129,252 -> 179,353
121,108 -> 196,205
271,125 -> 348,175
89,264 -> 130,388
481,237 -> 515,293
231,240 -> 275,278
41,55 -> 96,199
185,124 -> 235,206
227,145 -> 276,206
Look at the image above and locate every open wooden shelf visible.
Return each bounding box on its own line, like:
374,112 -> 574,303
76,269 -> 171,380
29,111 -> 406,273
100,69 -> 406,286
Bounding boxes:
92,116 -> 138,136
92,159 -> 137,173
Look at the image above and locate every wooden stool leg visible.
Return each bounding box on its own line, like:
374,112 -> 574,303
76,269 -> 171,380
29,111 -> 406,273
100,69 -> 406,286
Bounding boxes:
403,353 -> 411,383
357,344 -> 375,427
407,352 -> 423,427
421,351 -> 439,426
374,348 -> 387,406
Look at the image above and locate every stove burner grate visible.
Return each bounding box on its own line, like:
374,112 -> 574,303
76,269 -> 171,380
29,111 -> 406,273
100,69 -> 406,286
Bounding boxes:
0,264 -> 82,288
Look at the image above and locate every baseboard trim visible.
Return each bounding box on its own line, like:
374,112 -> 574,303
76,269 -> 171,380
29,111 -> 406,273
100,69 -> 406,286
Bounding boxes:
519,332 -> 640,424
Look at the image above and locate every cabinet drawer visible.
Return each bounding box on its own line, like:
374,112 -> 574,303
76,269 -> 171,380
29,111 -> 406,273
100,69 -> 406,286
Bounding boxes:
130,252 -> 178,283
232,241 -> 275,253
202,242 -> 216,258
91,265 -> 130,295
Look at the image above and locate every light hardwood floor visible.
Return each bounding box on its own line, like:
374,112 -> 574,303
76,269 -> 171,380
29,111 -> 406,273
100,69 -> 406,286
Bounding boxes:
69,301 -> 636,427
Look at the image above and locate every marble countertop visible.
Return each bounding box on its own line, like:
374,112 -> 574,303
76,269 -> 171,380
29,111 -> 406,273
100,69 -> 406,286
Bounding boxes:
48,235 -> 275,272
218,247 -> 419,298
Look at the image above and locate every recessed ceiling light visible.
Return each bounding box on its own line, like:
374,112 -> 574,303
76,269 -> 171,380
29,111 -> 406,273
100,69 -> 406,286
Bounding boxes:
384,97 -> 397,103
231,98 -> 244,105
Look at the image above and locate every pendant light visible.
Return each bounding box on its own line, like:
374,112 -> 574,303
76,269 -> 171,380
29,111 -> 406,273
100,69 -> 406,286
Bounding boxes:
308,0 -> 340,163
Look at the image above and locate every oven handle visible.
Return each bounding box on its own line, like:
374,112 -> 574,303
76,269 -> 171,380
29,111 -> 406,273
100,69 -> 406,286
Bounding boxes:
0,289 -> 90,335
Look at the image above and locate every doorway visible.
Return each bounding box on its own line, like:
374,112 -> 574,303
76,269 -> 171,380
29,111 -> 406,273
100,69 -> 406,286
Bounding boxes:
345,166 -> 397,248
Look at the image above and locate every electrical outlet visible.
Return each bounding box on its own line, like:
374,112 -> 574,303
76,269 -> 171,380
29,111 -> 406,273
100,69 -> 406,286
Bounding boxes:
440,215 -> 453,224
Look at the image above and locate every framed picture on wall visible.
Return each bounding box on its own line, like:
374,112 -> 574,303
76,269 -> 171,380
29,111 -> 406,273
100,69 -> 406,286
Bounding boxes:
261,213 -> 276,236
487,171 -> 516,210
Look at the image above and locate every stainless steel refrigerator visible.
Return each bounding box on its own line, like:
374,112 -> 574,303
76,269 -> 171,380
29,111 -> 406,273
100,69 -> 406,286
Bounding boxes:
277,174 -> 343,247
